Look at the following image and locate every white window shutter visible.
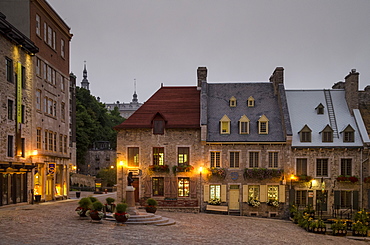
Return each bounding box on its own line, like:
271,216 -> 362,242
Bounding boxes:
279,185 -> 286,203
203,184 -> 209,202
221,185 -> 227,202
242,185 -> 249,202
260,185 -> 267,202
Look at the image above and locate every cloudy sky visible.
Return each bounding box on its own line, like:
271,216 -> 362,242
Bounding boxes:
48,0 -> 370,104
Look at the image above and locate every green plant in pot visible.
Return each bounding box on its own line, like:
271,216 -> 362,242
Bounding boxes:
145,198 -> 158,214
105,197 -> 116,213
86,201 -> 104,221
75,197 -> 92,217
88,196 -> 98,203
113,203 -> 130,223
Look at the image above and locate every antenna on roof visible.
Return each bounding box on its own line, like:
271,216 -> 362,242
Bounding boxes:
134,78 -> 136,93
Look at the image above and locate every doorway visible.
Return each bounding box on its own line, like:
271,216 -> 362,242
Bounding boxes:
229,185 -> 240,210
132,178 -> 139,202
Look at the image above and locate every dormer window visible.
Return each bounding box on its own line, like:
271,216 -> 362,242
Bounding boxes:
321,125 -> 333,142
220,115 -> 231,134
239,115 -> 250,134
258,115 -> 269,134
247,96 -> 255,107
341,125 -> 355,142
229,96 -> 237,107
152,112 -> 165,135
315,103 -> 325,115
299,125 -> 312,142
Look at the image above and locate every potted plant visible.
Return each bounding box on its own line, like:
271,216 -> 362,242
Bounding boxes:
113,203 -> 130,224
75,197 -> 92,217
88,196 -> 98,203
352,220 -> 368,236
331,219 -> 347,236
208,198 -> 221,205
145,198 -> 158,213
86,201 -> 104,221
247,197 -> 260,207
105,197 -> 116,213
310,219 -> 326,234
267,199 -> 279,207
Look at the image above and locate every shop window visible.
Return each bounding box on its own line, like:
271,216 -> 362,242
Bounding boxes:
152,177 -> 164,196
178,178 -> 190,197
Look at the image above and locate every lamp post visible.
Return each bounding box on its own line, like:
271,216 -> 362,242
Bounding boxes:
199,167 -> 203,213
119,161 -> 124,202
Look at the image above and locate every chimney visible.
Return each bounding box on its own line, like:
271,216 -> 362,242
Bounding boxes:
197,67 -> 207,88
269,67 -> 284,95
344,69 -> 359,113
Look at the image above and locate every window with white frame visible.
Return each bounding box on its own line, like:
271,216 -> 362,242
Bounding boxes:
61,39 -> 65,58
229,151 -> 240,168
267,185 -> 279,202
247,96 -> 255,107
239,115 -> 250,134
210,184 -> 221,200
229,96 -> 237,107
249,152 -> 259,168
258,115 -> 269,134
220,115 -> 231,134
316,159 -> 328,177
210,151 -> 221,168
268,152 -> 278,168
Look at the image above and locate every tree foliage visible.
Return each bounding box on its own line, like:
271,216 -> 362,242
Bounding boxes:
76,87 -> 125,166
96,168 -> 117,187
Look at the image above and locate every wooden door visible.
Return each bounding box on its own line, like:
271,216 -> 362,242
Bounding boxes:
132,178 -> 139,202
229,185 -> 240,210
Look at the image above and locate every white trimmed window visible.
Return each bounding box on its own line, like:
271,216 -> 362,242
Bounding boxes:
249,152 -> 259,168
210,185 -> 221,200
229,96 -> 237,107
229,151 -> 240,168
258,115 -> 269,134
220,115 -> 231,134
249,185 -> 260,201
268,152 -> 278,168
210,151 -> 221,168
239,115 -> 250,134
299,125 -> 312,142
247,96 -> 255,107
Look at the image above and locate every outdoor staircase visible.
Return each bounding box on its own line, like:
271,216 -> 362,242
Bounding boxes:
105,212 -> 176,226
324,90 -> 339,138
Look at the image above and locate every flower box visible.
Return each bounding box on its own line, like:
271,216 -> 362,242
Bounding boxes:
207,168 -> 226,179
243,168 -> 283,180
336,175 -> 359,183
149,165 -> 170,173
172,165 -> 194,175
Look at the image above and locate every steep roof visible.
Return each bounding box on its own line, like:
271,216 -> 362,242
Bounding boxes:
286,89 -> 364,147
204,82 -> 286,142
114,86 -> 200,129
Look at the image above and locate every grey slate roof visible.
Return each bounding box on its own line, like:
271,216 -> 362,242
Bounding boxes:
204,82 -> 286,142
286,89 -> 364,147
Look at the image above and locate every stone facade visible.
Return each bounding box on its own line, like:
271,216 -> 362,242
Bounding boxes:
81,141 -> 117,176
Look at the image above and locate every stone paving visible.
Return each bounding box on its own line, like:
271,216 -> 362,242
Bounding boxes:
0,192 -> 368,245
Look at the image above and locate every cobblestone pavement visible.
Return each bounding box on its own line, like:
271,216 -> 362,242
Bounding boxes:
0,192 -> 368,245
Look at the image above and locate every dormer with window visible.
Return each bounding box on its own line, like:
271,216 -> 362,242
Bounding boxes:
152,112 -> 166,135
258,114 -> 269,134
220,115 -> 231,134
341,124 -> 355,142
315,103 -> 325,115
229,96 -> 237,107
321,125 -> 333,142
299,125 -> 312,142
247,96 -> 255,107
239,115 -> 250,134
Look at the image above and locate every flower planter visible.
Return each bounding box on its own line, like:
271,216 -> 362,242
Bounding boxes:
114,213 -> 129,223
353,230 -> 367,237
88,210 -> 103,221
333,229 -> 347,236
313,227 -> 326,234
146,206 -> 157,214
75,207 -> 89,217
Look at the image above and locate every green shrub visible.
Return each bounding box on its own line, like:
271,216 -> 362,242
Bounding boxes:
88,196 -> 98,203
106,197 -> 115,205
78,197 -> 92,209
115,203 -> 128,213
91,201 -> 103,211
146,198 -> 157,206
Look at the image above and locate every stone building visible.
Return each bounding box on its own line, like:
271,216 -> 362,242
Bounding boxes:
115,86 -> 201,211
0,0 -> 75,202
0,12 -> 39,205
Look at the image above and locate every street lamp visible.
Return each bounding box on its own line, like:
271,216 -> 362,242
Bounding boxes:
119,161 -> 124,202
290,175 -> 297,189
199,167 -> 203,212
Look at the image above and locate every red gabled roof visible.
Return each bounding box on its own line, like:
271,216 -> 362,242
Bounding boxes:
114,86 -> 200,129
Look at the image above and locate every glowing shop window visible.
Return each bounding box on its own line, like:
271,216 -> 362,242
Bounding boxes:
268,185 -> 279,201
210,185 -> 221,199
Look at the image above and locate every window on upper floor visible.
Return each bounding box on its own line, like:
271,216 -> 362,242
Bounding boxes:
153,147 -> 164,166
8,99 -> 14,120
341,158 -> 352,176
341,125 -> 355,143
128,147 -> 139,167
36,90 -> 41,111
152,113 -> 165,135
249,152 -> 259,168
299,125 -> 312,142
229,151 -> 240,168
7,135 -> 14,157
247,96 -> 255,107
239,115 -> 250,134
178,147 -> 189,166
316,158 -> 328,177
321,125 -> 333,142
61,39 -> 65,58
6,57 -> 13,83
36,128 -> 42,150
296,158 -> 307,176
315,103 -> 325,115
219,115 -> 231,134
210,151 -> 221,168
258,115 -> 269,134
229,96 -> 237,107
268,152 -> 279,168
36,14 -> 41,36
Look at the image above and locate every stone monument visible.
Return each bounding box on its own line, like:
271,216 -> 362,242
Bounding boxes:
126,172 -> 139,215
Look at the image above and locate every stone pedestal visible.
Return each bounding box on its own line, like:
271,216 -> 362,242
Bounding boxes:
126,186 -> 139,215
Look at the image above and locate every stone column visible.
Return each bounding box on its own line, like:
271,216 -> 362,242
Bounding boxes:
126,186 -> 139,215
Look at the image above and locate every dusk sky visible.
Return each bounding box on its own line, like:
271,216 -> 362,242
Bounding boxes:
47,0 -> 370,104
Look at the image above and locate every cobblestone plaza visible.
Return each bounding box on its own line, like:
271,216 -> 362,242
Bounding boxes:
0,192 -> 368,245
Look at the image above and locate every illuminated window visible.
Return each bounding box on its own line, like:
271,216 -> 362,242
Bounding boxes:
178,147 -> 189,166
239,115 -> 250,134
178,178 -> 190,197
210,151 -> 221,168
152,177 -> 164,196
258,115 -> 269,134
268,152 -> 278,168
128,147 -> 139,167
153,147 -> 164,165
247,96 -> 255,107
220,115 -> 231,134
249,152 -> 259,168
229,152 -> 239,168
229,96 -> 237,107
48,131 -> 53,151
248,185 -> 260,201
210,185 -> 221,200
267,185 -> 279,202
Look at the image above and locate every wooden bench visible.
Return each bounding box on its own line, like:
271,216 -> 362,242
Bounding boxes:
206,205 -> 228,213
